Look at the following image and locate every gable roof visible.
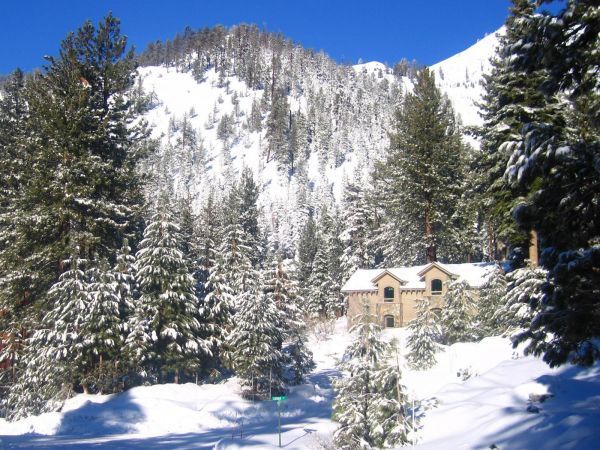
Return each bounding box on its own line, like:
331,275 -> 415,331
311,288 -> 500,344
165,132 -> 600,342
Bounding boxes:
416,261 -> 457,278
341,262 -> 494,293
371,269 -> 407,285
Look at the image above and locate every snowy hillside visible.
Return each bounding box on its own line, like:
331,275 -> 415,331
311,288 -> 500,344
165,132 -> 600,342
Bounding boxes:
136,36 -> 409,253
134,26 -> 500,254
431,28 -> 503,127
1,319 -> 598,449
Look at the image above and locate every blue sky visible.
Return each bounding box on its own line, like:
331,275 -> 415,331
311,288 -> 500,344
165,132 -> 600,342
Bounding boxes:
2,0 -> 513,74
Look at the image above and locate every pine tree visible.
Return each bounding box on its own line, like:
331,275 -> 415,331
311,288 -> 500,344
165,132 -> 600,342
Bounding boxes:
296,214 -> 318,294
375,68 -> 470,265
237,168 -> 262,268
441,280 -> 477,345
126,209 -> 210,383
5,250 -> 124,417
333,302 -> 410,448
225,272 -> 284,398
264,257 -> 314,384
0,70 -> 30,384
476,264 -> 508,337
266,89 -> 289,165
306,213 -> 340,318
496,263 -> 546,339
200,253 -> 235,369
1,15 -> 147,393
406,298 -> 444,370
501,0 -> 600,366
340,178 -> 375,281
474,0 -> 544,258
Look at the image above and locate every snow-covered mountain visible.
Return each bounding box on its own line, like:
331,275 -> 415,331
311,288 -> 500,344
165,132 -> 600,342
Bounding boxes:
432,28 -> 502,127
136,26 -> 500,251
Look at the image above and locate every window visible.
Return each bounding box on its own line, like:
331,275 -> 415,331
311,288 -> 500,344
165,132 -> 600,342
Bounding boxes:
431,308 -> 442,320
431,279 -> 443,295
384,315 -> 395,328
383,287 -> 394,302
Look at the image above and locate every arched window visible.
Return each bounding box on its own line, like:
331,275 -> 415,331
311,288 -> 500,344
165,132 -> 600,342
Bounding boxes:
384,287 -> 394,302
431,279 -> 443,295
384,315 -> 395,328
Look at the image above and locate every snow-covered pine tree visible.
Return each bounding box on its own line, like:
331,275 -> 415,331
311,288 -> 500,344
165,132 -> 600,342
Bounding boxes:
5,249 -> 125,417
225,271 -> 284,398
296,214 -> 318,297
368,355 -> 411,448
340,177 -> 375,281
495,263 -> 546,340
219,183 -> 258,300
333,301 -> 410,448
219,218 -> 254,299
41,253 -> 123,393
441,280 -> 477,345
126,208 -> 211,383
264,257 -> 314,384
474,0 -> 543,257
406,298 -> 444,370
374,68 -> 470,265
502,0 -> 600,367
84,259 -> 127,393
200,253 -> 235,370
475,264 -> 508,337
306,209 -> 344,318
113,238 -> 137,332
237,168 -> 262,268
307,236 -> 336,318
1,16 -> 147,399
0,69 -> 30,388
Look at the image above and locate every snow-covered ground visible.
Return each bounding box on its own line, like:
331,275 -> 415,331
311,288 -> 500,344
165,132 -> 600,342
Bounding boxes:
1,318 -> 598,449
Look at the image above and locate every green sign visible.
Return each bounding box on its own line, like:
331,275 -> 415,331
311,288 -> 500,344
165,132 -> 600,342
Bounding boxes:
272,395 -> 286,401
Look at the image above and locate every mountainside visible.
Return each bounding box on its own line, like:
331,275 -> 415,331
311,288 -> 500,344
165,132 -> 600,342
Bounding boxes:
432,28 -> 502,127
136,25 -> 500,253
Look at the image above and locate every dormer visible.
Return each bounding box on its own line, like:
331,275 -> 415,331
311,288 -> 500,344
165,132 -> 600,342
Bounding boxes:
417,262 -> 457,297
371,270 -> 406,303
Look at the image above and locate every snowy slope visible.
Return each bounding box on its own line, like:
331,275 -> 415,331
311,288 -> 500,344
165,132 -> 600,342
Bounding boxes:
431,28 -> 503,127
134,27 -> 501,246
2,320 -> 598,450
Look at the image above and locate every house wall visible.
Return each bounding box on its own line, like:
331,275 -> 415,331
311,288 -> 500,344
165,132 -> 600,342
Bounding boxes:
398,289 -> 422,323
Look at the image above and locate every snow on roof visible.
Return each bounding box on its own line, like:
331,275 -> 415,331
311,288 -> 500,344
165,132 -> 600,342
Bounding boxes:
341,268 -> 382,292
341,262 -> 494,292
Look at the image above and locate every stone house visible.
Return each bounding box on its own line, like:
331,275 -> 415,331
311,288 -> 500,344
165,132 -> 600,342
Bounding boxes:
341,261 -> 492,328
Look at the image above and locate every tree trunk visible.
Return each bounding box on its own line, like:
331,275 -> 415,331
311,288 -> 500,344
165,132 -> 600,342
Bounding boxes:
425,208 -> 436,263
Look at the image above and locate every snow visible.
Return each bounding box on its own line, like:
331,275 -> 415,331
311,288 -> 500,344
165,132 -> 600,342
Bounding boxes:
2,317 -> 599,450
431,28 -> 503,128
341,262 -> 494,292
339,268 -> 381,292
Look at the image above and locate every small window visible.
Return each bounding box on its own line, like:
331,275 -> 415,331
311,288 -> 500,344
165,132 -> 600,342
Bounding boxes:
431,279 -> 443,295
384,315 -> 395,328
384,287 -> 394,302
431,308 -> 442,319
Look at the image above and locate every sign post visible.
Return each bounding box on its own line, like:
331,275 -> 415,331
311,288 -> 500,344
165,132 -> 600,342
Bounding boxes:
271,395 -> 287,447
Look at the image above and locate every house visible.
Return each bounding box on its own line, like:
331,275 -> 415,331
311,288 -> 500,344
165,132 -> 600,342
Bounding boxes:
341,261 -> 493,328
